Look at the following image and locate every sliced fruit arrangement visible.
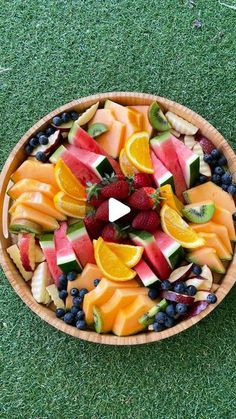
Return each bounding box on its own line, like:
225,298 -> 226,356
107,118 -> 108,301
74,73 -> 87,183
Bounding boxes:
7,99 -> 234,337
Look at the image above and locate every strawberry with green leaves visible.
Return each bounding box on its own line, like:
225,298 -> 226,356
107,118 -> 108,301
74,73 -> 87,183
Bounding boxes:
127,187 -> 162,210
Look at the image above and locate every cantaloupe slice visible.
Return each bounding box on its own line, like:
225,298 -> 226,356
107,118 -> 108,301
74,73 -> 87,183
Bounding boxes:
128,105 -> 153,137
197,232 -> 232,260
112,294 -> 158,337
95,288 -> 148,333
191,222 -> 232,253
11,160 -> 58,189
186,247 -> 225,274
9,191 -> 66,221
104,100 -> 142,141
183,181 -> 236,214
8,178 -> 59,200
212,205 -> 236,241
66,264 -> 102,309
11,204 -> 59,231
88,109 -> 126,158
83,277 -> 139,325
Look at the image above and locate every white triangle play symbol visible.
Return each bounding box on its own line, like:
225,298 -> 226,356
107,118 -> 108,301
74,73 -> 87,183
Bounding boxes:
108,198 -> 131,222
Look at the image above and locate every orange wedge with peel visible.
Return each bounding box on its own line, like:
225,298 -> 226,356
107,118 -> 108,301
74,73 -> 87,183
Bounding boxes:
125,132 -> 154,174
119,148 -> 139,176
160,204 -> 205,249
54,191 -> 92,218
55,158 -> 86,200
93,240 -> 143,268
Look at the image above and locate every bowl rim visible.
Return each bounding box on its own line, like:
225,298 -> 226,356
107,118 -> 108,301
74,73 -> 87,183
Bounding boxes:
0,91 -> 236,345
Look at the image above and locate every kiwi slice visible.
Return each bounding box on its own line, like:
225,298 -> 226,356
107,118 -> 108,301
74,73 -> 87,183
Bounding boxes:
139,299 -> 168,327
148,102 -> 170,131
93,306 -> 103,333
87,123 -> 108,138
182,201 -> 215,223
9,218 -> 42,235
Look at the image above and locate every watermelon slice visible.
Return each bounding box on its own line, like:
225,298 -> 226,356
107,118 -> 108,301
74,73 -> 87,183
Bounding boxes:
49,145 -> 100,186
150,132 -> 186,199
154,230 -> 184,269
67,220 -> 95,267
129,230 -> 172,280
150,150 -> 175,190
39,233 -> 63,286
134,259 -> 161,287
67,145 -> 114,180
54,222 -> 82,274
171,136 -> 200,188
68,124 -> 122,175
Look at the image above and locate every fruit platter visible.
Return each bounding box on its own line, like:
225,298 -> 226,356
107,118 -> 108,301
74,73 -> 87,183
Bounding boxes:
0,92 -> 235,345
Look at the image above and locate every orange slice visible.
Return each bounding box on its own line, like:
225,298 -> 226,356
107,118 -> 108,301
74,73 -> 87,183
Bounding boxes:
119,148 -> 139,176
125,132 -> 154,174
54,191 -> 91,218
55,159 -> 86,200
160,184 -> 184,215
160,204 -> 205,249
94,237 -> 136,281
94,240 -> 143,268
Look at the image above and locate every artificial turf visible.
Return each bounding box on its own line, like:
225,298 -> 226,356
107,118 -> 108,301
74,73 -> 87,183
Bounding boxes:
0,1 -> 236,418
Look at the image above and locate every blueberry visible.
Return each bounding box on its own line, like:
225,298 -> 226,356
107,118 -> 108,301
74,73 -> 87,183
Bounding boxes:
94,279 -> 101,287
35,151 -> 47,162
67,271 -> 77,281
214,166 -> 224,176
165,304 -> 176,318
76,320 -> 86,330
174,282 -> 186,294
25,144 -> 34,155
73,296 -> 83,308
176,303 -> 188,314
45,126 -> 55,136
79,288 -> 89,298
52,116 -> 62,126
64,312 -> 75,325
187,285 -> 197,296
164,315 -> 175,328
58,273 -> 67,289
203,154 -> 212,164
155,311 -> 167,324
70,111 -> 79,121
218,155 -> 227,166
70,288 -> 79,297
211,149 -> 221,159
70,306 -> 79,315
221,183 -> 229,192
153,322 -> 164,332
61,112 -> 70,123
148,288 -> 159,300
232,212 -> 236,222
227,184 -> 236,195
192,264 -> 202,276
199,175 -> 208,184
160,280 -> 171,290
36,131 -> 45,139
76,310 -> 85,320
211,159 -> 218,168
39,135 -> 49,145
212,174 -> 221,185
29,137 -> 39,147
59,289 -> 68,300
221,172 -> 232,185
207,293 -> 217,304
55,308 -> 65,318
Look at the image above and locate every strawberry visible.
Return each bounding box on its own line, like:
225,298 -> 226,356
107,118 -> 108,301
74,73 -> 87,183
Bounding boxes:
198,137 -> 215,154
132,210 -> 160,233
101,179 -> 130,199
131,173 -> 152,189
127,187 -> 162,210
101,223 -> 128,243
84,213 -> 104,240
86,182 -> 106,208
95,200 -> 109,221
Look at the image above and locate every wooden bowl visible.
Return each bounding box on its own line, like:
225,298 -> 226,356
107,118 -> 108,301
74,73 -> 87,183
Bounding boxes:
0,92 -> 235,345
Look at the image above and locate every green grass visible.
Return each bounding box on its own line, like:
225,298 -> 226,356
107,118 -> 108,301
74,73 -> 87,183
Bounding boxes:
0,1 -> 236,418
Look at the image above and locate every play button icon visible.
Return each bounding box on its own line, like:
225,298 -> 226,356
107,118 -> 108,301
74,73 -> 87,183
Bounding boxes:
108,198 -> 131,222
